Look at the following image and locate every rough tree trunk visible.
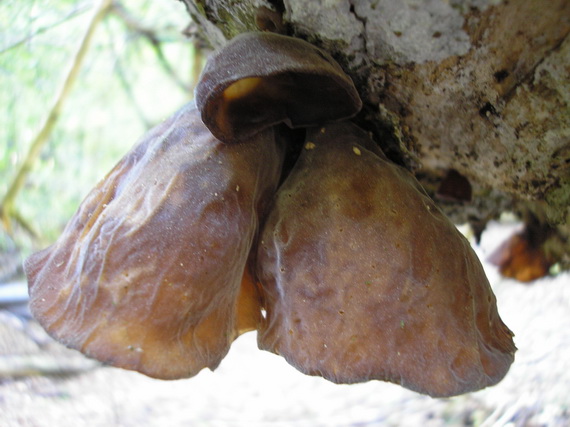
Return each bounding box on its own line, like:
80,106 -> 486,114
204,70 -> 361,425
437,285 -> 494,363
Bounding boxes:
178,0 -> 570,268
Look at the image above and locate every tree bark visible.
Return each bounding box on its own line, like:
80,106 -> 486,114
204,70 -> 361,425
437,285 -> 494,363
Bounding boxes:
179,0 -> 570,267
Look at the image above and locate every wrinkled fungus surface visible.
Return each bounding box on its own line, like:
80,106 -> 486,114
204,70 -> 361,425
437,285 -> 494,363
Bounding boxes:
25,31 -> 516,398
26,105 -> 283,379
257,123 -> 516,397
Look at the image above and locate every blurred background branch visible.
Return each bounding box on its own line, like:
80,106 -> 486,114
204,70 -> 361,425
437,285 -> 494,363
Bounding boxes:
0,1 -> 91,55
1,0 -> 113,236
0,0 -> 200,269
109,1 -> 194,94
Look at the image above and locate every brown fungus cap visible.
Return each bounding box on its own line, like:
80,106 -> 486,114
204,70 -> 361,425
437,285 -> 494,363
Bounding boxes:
256,122 -> 516,398
25,105 -> 284,379
195,32 -> 362,144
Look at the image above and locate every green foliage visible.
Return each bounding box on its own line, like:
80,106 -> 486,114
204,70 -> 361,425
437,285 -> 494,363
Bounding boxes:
0,0 -> 197,257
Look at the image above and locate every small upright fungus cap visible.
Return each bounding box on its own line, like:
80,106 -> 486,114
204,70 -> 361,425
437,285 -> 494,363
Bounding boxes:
195,32 -> 362,143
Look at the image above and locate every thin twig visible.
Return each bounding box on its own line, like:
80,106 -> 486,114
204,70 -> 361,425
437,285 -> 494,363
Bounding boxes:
0,354 -> 100,378
190,44 -> 205,92
104,19 -> 153,129
109,1 -> 192,93
11,209 -> 40,240
0,1 -> 92,54
0,0 -> 113,233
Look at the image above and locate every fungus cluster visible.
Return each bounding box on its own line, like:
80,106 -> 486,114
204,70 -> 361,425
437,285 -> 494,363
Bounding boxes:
25,32 -> 515,398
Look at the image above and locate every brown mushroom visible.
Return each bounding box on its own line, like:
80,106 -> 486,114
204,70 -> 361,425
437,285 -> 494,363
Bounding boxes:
25,30 -> 515,398
24,31 -> 362,381
25,104 -> 284,379
256,122 -> 516,397
488,214 -> 554,282
195,32 -> 362,144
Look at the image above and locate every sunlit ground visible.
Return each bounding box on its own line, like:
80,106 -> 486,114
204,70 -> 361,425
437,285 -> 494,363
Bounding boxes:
0,220 -> 568,427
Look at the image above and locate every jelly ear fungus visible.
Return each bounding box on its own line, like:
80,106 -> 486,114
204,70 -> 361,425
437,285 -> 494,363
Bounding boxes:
256,122 -> 515,397
25,31 -> 515,397
25,105 -> 284,379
